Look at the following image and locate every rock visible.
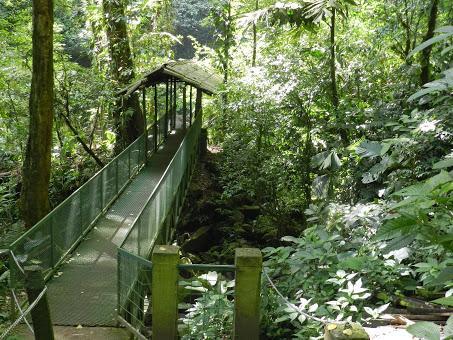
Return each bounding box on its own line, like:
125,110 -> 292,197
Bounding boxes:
239,205 -> 261,220
324,323 -> 370,340
364,326 -> 413,340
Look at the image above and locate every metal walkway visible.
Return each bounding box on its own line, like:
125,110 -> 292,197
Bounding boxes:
46,129 -> 186,326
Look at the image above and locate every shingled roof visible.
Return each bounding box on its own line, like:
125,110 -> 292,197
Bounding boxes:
119,60 -> 222,96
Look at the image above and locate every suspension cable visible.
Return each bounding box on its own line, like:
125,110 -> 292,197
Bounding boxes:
263,269 -> 334,324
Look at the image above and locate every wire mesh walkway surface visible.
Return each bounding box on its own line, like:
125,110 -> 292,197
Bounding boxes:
46,129 -> 186,327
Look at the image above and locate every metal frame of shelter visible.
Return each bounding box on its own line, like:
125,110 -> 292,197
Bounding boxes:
119,60 -> 221,155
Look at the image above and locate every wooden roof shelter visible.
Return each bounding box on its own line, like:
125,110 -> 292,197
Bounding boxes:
119,60 -> 222,97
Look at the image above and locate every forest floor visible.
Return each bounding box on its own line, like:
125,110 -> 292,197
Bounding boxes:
175,147 -> 270,265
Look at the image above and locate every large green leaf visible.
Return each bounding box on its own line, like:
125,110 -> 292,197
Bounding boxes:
356,141 -> 382,158
432,267 -> 453,285
407,322 -> 440,340
431,296 -> 453,307
433,158 -> 453,170
408,32 -> 453,58
394,171 -> 452,196
383,234 -> 416,252
446,316 -> 453,337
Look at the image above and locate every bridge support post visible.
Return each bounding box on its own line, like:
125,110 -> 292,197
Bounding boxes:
152,245 -> 179,339
183,84 -> 187,129
234,248 -> 262,340
24,265 -> 54,340
154,84 -> 158,151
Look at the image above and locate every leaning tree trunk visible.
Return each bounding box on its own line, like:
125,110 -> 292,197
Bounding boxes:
21,0 -> 54,228
420,0 -> 439,85
102,0 -> 143,151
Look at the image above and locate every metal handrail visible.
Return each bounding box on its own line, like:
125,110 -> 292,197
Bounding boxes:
10,133 -> 145,250
8,117 -> 168,280
119,114 -> 201,252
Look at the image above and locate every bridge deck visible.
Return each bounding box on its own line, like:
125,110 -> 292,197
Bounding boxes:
47,129 -> 186,326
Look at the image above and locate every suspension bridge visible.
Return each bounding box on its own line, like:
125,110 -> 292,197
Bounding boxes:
5,61 -> 222,337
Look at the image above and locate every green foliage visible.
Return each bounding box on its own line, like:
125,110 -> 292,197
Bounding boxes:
261,225 -> 398,338
179,271 -> 234,339
407,315 -> 453,340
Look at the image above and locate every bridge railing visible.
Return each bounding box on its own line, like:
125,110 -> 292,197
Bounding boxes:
119,113 -> 201,258
9,116 -> 167,283
117,114 -> 201,334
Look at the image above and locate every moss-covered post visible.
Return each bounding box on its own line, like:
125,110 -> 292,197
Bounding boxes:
234,248 -> 262,339
24,265 -> 54,340
152,245 -> 179,339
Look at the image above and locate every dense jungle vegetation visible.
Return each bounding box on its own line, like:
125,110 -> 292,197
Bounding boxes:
0,0 -> 452,338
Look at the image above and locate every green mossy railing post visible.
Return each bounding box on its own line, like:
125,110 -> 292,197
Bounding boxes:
234,248 -> 262,340
24,265 -> 54,340
152,245 -> 179,339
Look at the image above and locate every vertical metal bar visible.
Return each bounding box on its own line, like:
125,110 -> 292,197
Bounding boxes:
80,190 -> 83,233
169,78 -> 173,131
142,87 -> 148,164
128,147 -> 131,178
100,169 -> 104,210
117,249 -> 121,321
115,159 -> 119,194
50,218 -> 55,267
165,79 -> 169,138
137,219 -> 141,256
154,84 -> 158,152
173,78 -> 178,130
189,85 -> 193,126
182,83 -> 187,129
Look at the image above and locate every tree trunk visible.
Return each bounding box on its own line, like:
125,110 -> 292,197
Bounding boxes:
420,0 -> 439,85
220,1 -> 233,133
102,0 -> 144,150
252,0 -> 258,66
330,9 -> 349,146
21,0 -> 54,228
330,9 -> 339,113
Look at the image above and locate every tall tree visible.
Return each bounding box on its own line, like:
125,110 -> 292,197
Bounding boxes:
102,0 -> 143,150
210,0 -> 235,134
21,0 -> 54,228
211,0 -> 234,86
420,0 -> 439,84
252,0 -> 258,66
